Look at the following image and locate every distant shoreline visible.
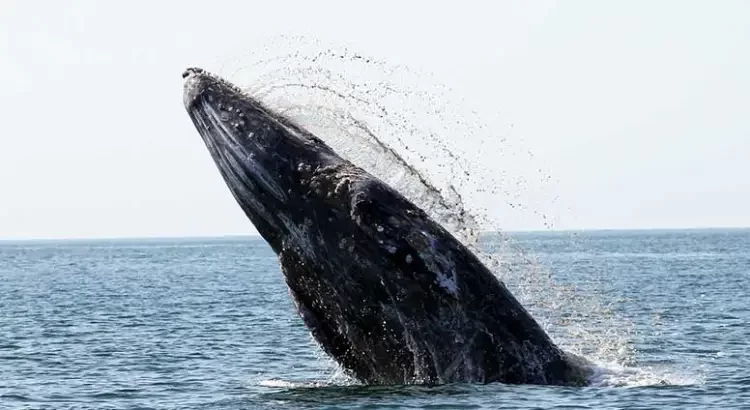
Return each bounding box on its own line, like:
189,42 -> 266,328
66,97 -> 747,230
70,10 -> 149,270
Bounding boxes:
1,226 -> 748,243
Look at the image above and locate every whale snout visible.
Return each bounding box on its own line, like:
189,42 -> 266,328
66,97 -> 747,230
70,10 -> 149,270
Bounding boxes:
182,69 -> 205,110
181,67 -> 249,111
182,67 -> 204,78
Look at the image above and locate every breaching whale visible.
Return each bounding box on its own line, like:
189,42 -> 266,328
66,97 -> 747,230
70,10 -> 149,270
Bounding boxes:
182,67 -> 591,386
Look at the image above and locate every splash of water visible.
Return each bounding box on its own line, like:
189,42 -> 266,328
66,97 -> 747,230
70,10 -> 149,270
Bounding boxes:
221,36 -> 680,386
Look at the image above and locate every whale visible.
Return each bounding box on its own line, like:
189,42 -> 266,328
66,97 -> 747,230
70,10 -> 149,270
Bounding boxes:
182,67 -> 591,386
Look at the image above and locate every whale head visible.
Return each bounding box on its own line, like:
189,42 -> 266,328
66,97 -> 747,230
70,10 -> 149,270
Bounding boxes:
182,67 -> 347,253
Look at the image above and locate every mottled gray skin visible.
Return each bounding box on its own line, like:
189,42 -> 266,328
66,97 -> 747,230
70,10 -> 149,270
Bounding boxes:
182,68 -> 591,386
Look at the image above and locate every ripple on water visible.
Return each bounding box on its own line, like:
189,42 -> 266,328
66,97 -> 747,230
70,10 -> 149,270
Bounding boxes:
1,231 -> 749,409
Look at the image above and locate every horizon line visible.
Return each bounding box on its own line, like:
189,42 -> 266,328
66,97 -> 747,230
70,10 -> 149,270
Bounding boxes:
1,225 -> 748,243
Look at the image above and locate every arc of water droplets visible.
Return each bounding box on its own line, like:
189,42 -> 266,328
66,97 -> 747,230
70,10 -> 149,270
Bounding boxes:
221,36 -> 637,367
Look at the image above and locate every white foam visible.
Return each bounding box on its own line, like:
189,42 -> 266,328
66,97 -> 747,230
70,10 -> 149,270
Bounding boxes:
586,360 -> 704,388
258,379 -> 299,388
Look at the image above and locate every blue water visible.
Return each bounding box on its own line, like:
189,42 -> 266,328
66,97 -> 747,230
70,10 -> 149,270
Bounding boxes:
1,229 -> 748,409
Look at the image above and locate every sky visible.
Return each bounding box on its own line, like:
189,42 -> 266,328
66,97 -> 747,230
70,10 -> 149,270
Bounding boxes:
0,1 -> 748,239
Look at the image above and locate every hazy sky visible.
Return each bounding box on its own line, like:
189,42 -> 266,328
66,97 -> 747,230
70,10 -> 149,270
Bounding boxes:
1,1 -> 748,239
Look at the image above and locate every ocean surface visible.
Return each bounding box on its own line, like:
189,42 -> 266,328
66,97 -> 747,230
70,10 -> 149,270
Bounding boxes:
1,229 -> 748,409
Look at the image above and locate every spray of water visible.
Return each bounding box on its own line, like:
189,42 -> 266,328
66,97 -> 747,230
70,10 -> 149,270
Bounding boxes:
222,36 -> 688,387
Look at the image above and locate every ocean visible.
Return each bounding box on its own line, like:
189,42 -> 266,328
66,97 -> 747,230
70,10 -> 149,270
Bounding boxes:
1,229 -> 748,409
